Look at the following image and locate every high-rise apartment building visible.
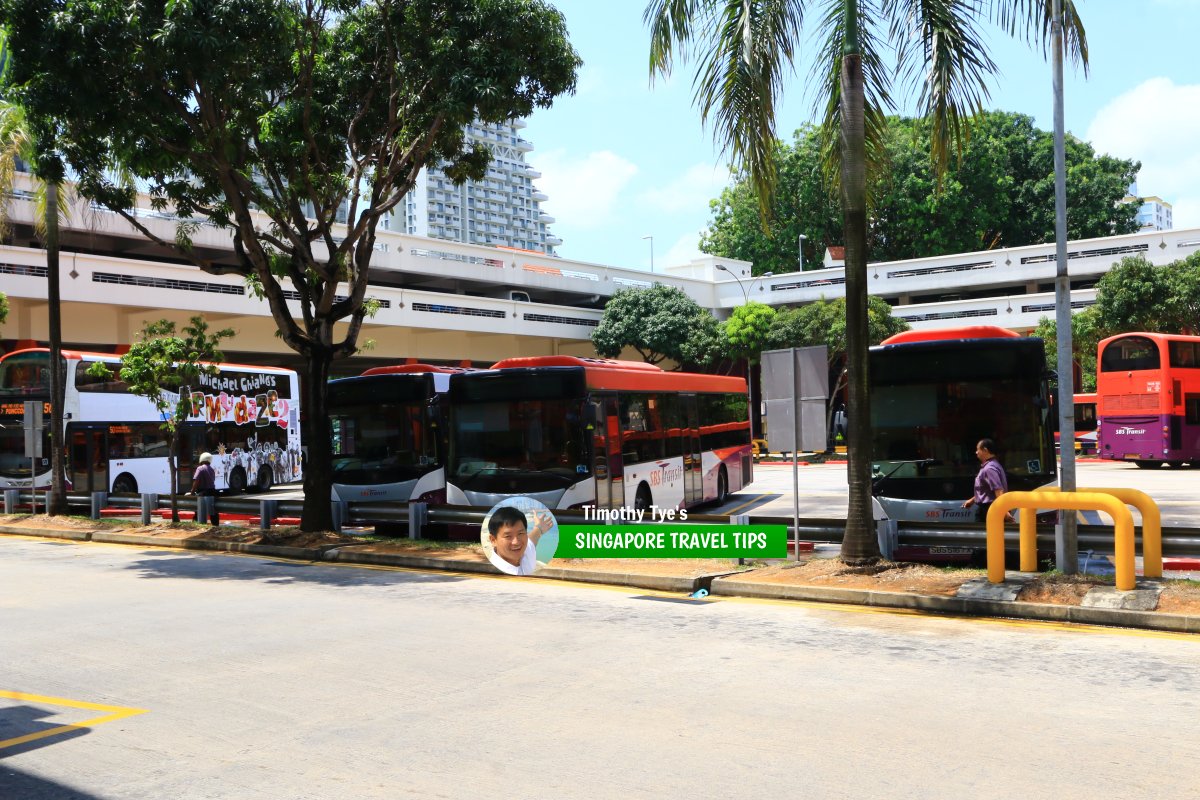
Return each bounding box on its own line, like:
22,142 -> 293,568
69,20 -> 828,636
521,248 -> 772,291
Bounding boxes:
1124,180 -> 1174,232
401,118 -> 561,254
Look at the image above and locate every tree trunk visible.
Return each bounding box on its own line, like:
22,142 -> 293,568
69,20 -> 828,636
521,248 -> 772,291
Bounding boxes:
46,182 -> 68,516
168,433 -> 179,523
300,348 -> 335,532
839,45 -> 882,564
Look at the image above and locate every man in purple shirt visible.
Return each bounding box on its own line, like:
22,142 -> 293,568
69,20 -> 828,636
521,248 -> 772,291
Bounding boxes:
961,438 -> 1009,523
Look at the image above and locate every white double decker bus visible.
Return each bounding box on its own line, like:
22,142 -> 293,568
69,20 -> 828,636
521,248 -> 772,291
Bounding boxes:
0,348 -> 302,494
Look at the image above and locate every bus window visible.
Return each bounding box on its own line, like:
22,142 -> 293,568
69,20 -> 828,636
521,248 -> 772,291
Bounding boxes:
1100,336 -> 1160,372
1169,341 -> 1199,368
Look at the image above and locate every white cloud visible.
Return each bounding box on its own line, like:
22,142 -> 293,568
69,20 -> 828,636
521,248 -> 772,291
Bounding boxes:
661,231 -> 705,268
637,163 -> 732,216
527,149 -> 638,230
1086,77 -> 1200,227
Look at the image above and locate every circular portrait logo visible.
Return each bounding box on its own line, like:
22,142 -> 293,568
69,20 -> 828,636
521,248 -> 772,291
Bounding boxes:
480,497 -> 559,576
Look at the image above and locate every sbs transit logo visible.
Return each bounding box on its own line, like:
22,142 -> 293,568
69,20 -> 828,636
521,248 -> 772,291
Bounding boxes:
648,461 -> 684,486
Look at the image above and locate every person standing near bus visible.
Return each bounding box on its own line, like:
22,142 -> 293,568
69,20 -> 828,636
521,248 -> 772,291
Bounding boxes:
190,452 -> 219,526
962,438 -> 1008,523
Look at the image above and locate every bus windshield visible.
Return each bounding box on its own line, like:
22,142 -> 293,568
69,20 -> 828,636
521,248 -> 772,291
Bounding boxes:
451,398 -> 589,491
330,401 -> 435,484
0,351 -> 52,397
870,338 -> 1055,497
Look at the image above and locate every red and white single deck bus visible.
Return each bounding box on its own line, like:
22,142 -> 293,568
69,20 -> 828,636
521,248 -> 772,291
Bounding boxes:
1096,332 -> 1200,467
328,364 -> 471,503
445,356 -> 752,511
0,348 -> 301,494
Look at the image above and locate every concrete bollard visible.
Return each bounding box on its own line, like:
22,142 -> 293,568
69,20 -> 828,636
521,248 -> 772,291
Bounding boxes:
408,502 -> 428,540
140,493 -> 158,526
90,491 -> 108,520
331,500 -> 348,533
260,499 -> 278,531
4,488 -> 18,514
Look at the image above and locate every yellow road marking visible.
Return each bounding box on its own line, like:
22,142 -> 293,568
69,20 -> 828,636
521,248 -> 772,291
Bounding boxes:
723,494 -> 774,514
0,690 -> 147,751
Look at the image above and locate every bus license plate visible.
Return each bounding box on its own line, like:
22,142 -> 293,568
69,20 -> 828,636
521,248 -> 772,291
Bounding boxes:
930,546 -> 972,555
1122,454 -> 1142,460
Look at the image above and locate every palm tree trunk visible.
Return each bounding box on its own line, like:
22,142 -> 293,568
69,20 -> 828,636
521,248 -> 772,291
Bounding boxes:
46,181 -> 68,516
838,21 -> 881,563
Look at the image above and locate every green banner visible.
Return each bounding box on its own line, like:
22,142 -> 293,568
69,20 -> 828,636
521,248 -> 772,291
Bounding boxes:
557,524 -> 788,559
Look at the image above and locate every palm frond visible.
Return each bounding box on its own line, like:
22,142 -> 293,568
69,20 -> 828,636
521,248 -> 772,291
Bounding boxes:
650,0 -> 808,218
890,0 -> 998,178
646,0 -> 706,77
989,0 -> 1089,74
812,0 -> 892,194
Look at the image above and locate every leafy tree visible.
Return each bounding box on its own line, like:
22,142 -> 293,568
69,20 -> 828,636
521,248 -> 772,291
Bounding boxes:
87,317 -> 234,523
593,285 -> 721,368
1092,255 -> 1176,334
702,112 -> 1138,270
0,0 -> 580,531
724,302 -> 777,362
647,0 -> 1086,563
0,289 -> 6,324
767,296 -> 908,444
677,309 -> 724,370
0,98 -> 69,515
1033,306 -> 1102,393
1168,252 -> 1200,334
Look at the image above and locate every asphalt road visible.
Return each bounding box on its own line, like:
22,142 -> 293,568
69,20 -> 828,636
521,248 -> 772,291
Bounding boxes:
3,538 -> 1199,799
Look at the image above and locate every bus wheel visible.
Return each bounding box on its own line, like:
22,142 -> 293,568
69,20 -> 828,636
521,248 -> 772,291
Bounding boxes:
112,474 -> 137,494
634,483 -> 653,512
1134,460 -> 1162,470
716,467 -> 729,505
228,467 -> 247,493
256,469 -> 274,492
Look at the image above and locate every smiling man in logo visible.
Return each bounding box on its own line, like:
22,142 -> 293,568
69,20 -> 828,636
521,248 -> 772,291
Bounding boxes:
485,505 -> 555,576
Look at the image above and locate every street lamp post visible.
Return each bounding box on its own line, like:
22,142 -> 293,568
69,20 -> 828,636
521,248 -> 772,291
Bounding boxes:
798,233 -> 807,271
642,235 -> 655,273
710,267 -> 768,443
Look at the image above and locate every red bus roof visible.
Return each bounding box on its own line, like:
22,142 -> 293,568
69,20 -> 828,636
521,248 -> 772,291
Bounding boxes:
1074,393 -> 1097,403
487,355 -> 747,394
361,364 -> 474,376
881,326 -> 1020,346
1098,331 -> 1200,349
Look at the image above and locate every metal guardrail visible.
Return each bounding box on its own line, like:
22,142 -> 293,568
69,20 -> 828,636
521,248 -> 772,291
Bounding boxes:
6,489 -> 1200,559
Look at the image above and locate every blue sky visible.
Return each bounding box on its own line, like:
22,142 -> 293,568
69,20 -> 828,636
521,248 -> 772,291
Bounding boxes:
525,0 -> 1200,272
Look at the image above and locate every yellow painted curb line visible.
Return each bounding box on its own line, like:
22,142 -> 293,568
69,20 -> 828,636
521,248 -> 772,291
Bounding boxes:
0,690 -> 147,751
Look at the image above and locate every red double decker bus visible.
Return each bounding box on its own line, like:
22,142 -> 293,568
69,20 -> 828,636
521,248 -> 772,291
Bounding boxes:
1096,332 -> 1200,468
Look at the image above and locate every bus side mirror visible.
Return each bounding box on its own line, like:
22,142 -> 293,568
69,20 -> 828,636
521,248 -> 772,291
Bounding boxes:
1033,397 -> 1048,409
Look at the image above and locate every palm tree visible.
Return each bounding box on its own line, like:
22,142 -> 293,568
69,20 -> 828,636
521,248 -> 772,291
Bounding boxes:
0,97 -> 69,516
647,0 -> 1087,563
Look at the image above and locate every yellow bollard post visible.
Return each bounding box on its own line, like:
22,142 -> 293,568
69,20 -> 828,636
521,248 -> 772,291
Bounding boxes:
986,491 -> 1138,590
1019,507 -> 1038,572
1041,486 -> 1163,580
986,495 -> 1018,585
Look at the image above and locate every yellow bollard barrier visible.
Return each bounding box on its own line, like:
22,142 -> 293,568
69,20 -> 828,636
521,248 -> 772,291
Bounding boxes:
1040,486 -> 1162,579
987,491 -> 1138,590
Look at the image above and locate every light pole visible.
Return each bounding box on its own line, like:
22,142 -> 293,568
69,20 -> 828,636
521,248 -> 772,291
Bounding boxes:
716,262 -> 748,303
642,235 -> 655,273
798,233 -> 807,271
716,264 -> 766,441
